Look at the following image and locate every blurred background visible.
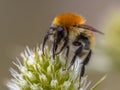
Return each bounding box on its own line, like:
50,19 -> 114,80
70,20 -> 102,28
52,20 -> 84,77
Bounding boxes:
0,0 -> 120,90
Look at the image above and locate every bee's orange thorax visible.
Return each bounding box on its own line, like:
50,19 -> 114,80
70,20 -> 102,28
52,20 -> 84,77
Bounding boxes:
52,13 -> 85,28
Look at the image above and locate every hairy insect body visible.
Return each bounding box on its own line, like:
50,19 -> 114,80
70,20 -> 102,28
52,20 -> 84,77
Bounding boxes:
42,12 -> 103,83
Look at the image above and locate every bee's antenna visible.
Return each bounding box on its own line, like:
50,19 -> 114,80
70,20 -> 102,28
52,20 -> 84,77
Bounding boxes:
42,32 -> 49,55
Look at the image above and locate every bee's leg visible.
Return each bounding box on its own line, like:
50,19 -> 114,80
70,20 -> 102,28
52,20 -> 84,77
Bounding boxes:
67,43 -> 83,70
55,44 -> 58,52
55,28 -> 69,55
66,46 -> 69,58
64,46 -> 69,66
63,46 -> 69,68
55,37 -> 68,55
79,49 -> 92,81
52,38 -> 56,59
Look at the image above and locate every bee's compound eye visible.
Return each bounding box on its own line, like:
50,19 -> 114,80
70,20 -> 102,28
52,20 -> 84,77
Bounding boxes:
57,26 -> 63,31
50,26 -> 56,30
50,24 -> 63,32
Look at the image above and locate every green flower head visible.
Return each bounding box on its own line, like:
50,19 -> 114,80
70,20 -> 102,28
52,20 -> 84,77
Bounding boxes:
7,46 -> 106,90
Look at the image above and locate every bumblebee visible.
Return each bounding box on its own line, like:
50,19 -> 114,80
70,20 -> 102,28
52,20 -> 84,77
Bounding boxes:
42,12 -> 103,80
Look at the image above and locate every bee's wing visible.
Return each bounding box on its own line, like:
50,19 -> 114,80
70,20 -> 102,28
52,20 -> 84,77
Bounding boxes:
74,24 -> 104,35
